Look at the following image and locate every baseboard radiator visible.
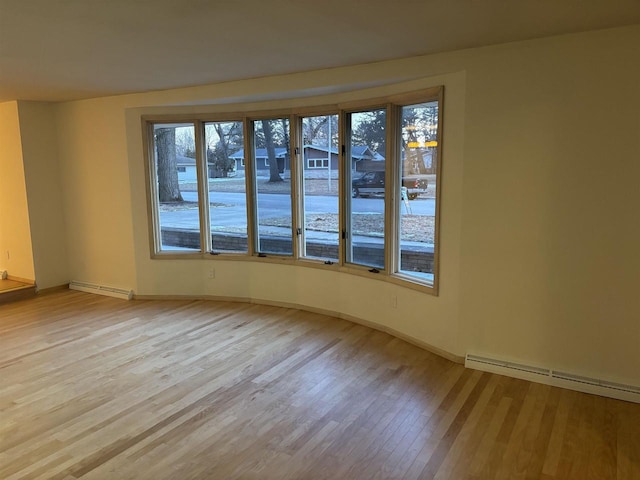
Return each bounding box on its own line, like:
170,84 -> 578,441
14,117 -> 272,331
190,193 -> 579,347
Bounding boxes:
466,354 -> 640,404
69,281 -> 133,300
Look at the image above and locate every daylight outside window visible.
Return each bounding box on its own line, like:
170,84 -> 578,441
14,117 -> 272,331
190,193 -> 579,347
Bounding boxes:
205,121 -> 248,253
145,87 -> 443,292
397,101 -> 439,282
152,123 -> 201,252
346,108 -> 387,269
252,118 -> 293,255
300,114 -> 339,262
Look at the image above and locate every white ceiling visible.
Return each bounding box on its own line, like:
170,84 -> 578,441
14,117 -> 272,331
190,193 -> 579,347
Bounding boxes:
1,0 -> 639,103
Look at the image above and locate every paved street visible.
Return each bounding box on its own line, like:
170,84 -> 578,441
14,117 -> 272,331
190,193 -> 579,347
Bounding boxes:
174,191 -> 435,228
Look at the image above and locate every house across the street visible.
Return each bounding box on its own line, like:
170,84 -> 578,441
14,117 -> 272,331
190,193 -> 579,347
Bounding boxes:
176,155 -> 197,182
229,144 -> 386,175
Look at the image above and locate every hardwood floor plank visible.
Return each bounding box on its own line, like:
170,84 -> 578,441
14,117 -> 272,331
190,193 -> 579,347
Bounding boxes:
617,400 -> 640,480
1,290 -> 638,479
524,386 -> 561,479
430,374 -> 501,480
420,372 -> 492,478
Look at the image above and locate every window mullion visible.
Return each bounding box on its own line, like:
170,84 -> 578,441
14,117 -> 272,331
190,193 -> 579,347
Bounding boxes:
339,110 -> 349,266
244,119 -> 257,256
290,115 -> 302,259
386,104 -> 400,274
194,120 -> 210,254
145,122 -> 162,254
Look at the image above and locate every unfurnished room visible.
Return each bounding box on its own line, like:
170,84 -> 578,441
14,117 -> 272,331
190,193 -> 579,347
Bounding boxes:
1,1 -> 639,478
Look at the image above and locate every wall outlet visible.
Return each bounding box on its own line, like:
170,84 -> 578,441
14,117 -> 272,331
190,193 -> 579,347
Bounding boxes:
208,267 -> 215,279
390,295 -> 397,308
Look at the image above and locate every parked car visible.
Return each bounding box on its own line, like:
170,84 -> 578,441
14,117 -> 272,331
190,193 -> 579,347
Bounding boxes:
351,171 -> 428,200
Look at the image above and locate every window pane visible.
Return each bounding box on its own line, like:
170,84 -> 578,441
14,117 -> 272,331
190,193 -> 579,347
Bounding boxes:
205,121 -> 247,253
153,123 -> 200,252
399,101 -> 439,282
253,118 -> 292,255
347,109 -> 386,268
301,114 -> 339,261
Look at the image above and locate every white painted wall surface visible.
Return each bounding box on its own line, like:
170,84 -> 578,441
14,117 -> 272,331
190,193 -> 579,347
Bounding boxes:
18,101 -> 70,289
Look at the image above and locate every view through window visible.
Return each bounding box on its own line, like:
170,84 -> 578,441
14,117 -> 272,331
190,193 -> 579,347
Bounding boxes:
152,123 -> 200,252
146,88 -> 442,290
252,118 -> 292,255
205,121 -> 247,253
398,101 -> 439,282
347,108 -> 386,269
300,114 -> 339,262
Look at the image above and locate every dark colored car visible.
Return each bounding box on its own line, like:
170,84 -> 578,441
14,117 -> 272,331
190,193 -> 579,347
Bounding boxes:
351,171 -> 428,200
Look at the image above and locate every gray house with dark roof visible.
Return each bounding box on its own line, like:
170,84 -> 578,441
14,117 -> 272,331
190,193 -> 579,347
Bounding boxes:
229,148 -> 288,173
176,155 -> 198,182
303,144 -> 382,172
229,145 -> 384,174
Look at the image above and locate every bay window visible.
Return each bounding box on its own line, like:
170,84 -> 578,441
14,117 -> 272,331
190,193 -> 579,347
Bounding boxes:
144,87 -> 442,292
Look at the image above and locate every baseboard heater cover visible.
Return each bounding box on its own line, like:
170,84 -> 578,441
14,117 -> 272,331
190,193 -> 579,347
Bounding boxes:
69,281 -> 133,300
466,354 -> 640,404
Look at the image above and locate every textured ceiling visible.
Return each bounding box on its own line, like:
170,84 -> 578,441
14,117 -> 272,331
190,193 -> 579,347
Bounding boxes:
1,0 -> 639,102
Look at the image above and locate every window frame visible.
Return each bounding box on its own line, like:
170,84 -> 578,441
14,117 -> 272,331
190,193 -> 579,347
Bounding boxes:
307,158 -> 329,169
342,103 -> 390,273
246,114 -> 296,257
204,119 -> 249,254
297,111 -> 341,264
390,96 -> 443,286
142,86 -> 443,294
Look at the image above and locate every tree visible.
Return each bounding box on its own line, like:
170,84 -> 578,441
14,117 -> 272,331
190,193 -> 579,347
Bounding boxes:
175,128 -> 195,157
155,127 -> 183,202
261,120 -> 283,182
401,103 -> 439,174
352,109 -> 386,155
280,118 -> 290,176
303,115 -> 338,148
207,122 -> 242,177
303,116 -> 328,145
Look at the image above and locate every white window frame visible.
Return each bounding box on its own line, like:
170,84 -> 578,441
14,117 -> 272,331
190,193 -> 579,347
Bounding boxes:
307,157 -> 329,169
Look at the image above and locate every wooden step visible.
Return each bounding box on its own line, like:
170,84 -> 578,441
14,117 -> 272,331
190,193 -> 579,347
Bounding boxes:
0,281 -> 37,304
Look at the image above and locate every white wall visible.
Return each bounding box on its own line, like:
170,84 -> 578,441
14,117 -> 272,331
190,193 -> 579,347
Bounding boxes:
457,28 -> 640,384
18,101 -> 70,289
0,101 -> 35,281
50,25 -> 639,386
56,98 -> 138,290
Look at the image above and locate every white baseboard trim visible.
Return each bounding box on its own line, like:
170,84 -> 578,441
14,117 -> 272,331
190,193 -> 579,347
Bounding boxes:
70,281 -> 133,300
466,354 -> 640,404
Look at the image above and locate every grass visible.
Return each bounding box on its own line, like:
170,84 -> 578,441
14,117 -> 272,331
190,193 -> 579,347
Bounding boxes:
261,213 -> 435,243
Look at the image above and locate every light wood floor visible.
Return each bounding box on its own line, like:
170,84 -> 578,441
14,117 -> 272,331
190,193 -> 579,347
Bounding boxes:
1,291 -> 638,479
0,279 -> 29,292
0,279 -> 37,305
0,279 -> 34,293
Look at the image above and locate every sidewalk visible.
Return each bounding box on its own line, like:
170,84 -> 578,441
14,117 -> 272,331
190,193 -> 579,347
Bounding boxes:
162,220 -> 433,251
